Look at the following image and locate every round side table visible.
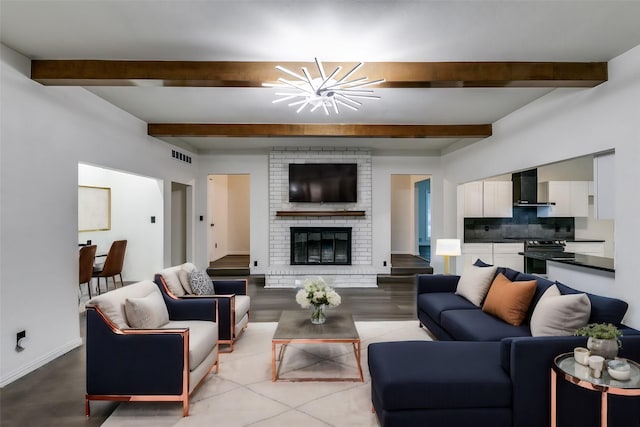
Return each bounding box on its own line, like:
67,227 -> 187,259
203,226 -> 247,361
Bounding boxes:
551,352 -> 640,427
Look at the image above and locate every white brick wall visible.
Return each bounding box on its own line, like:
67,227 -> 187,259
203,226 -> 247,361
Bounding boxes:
266,148 -> 376,288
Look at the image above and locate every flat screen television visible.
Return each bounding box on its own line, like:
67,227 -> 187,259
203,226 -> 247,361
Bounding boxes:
288,163 -> 357,203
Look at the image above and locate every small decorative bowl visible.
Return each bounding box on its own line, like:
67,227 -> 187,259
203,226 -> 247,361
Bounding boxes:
607,359 -> 631,381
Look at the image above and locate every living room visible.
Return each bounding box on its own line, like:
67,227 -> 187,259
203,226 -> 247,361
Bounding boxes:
2,1 -> 640,426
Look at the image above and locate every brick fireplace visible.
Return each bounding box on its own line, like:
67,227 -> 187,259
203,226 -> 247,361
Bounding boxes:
266,148 -> 376,288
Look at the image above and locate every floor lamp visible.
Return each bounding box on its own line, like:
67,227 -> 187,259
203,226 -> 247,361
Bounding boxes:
436,239 -> 461,275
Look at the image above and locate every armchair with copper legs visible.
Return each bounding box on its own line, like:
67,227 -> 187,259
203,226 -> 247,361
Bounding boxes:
154,263 -> 250,352
85,280 -> 219,417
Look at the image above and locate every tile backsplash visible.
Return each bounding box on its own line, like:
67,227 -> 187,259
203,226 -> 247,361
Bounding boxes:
464,207 -> 575,242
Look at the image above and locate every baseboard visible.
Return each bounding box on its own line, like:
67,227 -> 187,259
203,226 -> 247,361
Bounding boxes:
0,337 -> 83,387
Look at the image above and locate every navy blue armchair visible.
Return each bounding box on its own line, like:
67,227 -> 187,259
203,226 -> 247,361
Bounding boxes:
85,280 -> 219,416
155,263 -> 249,352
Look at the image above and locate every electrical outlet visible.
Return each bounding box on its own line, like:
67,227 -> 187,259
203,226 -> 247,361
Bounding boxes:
254,260 -> 258,267
383,261 -> 387,267
16,330 -> 26,351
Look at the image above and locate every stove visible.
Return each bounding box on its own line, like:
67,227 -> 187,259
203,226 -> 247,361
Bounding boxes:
524,239 -> 566,275
524,240 -> 566,252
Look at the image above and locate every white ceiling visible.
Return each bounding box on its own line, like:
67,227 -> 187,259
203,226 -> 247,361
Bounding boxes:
2,0 -> 640,154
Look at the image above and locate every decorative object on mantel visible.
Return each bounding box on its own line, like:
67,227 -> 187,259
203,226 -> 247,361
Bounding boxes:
575,323 -> 623,359
263,58 -> 384,115
295,277 -> 341,325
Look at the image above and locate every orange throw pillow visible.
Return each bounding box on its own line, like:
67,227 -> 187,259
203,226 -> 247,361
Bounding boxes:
482,273 -> 537,326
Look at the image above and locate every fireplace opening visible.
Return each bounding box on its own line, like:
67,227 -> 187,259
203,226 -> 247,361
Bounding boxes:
291,227 -> 352,265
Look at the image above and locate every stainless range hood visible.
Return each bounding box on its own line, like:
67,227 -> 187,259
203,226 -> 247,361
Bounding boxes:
512,169 -> 556,207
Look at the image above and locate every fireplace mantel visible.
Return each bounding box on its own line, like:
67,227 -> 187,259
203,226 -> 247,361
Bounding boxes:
276,210 -> 365,217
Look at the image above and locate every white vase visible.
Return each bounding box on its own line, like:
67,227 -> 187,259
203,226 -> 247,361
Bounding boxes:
587,337 -> 619,360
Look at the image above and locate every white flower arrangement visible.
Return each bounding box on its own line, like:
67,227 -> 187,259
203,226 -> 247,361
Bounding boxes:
295,277 -> 341,309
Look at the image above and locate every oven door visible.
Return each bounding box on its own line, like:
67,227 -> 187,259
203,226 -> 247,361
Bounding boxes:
525,256 -> 547,275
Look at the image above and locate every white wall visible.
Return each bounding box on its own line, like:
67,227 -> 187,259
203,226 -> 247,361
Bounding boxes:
443,44 -> 640,327
0,45 -> 197,386
227,175 -> 250,255
79,164 -> 164,281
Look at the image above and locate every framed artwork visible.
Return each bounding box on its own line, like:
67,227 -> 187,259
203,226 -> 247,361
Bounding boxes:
78,186 -> 111,231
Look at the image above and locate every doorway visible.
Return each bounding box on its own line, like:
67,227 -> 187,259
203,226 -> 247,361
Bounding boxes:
390,174 -> 431,259
171,182 -> 188,265
207,174 -> 250,265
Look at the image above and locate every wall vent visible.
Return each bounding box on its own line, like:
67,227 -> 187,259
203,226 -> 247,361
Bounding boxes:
171,149 -> 192,164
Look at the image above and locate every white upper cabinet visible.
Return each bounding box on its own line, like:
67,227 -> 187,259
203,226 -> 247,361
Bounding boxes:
463,181 -> 512,218
537,181 -> 589,217
483,181 -> 513,218
463,181 -> 484,217
593,152 -> 615,220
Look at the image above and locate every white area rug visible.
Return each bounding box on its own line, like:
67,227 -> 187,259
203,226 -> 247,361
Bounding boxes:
102,320 -> 432,427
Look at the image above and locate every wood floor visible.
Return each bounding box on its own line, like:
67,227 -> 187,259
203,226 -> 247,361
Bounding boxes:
0,275 -> 419,427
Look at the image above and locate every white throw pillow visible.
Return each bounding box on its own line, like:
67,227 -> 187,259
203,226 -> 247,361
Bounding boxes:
178,269 -> 192,294
454,265 -> 498,306
162,269 -> 186,297
530,285 -> 591,336
124,292 -> 170,329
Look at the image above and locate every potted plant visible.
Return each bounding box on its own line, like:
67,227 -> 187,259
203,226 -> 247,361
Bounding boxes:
575,323 -> 623,359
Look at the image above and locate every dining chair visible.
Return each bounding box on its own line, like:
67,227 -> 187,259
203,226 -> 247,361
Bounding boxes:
92,240 -> 127,294
79,244 -> 97,298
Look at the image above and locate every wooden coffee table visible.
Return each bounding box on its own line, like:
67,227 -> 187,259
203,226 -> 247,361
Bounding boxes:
271,310 -> 364,382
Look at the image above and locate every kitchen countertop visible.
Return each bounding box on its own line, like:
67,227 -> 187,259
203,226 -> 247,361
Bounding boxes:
465,238 -> 605,244
518,251 -> 614,273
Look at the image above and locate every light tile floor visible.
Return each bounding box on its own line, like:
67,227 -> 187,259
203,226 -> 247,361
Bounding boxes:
102,320 -> 431,427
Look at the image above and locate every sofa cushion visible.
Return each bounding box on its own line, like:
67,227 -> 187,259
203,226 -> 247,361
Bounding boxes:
88,280 -> 162,329
455,264 -> 498,306
164,320 -> 218,371
440,309 -> 531,341
513,272 -> 556,322
190,270 -> 214,295
555,282 -> 628,325
176,262 -> 197,294
159,265 -> 186,297
482,273 -> 537,326
235,295 -> 251,318
124,292 -> 170,329
368,341 -> 511,411
418,292 -> 477,324
530,285 -> 591,336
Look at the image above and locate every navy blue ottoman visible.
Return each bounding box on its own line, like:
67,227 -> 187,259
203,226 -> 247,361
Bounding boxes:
368,341 -> 512,427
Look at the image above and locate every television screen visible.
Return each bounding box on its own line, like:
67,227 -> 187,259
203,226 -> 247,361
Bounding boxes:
289,163 -> 357,203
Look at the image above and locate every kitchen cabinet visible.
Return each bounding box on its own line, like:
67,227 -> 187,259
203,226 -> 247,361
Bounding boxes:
593,152 -> 615,220
458,243 -> 493,274
564,242 -> 605,257
493,243 -> 524,272
462,181 -> 512,218
483,181 -> 513,217
457,242 -> 523,274
463,181 -> 484,217
537,181 -> 589,217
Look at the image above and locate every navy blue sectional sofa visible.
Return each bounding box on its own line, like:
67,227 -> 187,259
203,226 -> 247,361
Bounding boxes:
368,266 -> 640,427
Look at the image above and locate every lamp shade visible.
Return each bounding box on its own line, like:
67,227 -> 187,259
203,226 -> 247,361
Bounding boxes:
435,239 -> 461,256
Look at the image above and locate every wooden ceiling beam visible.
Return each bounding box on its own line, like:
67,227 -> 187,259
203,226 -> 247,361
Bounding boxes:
147,123 -> 492,138
32,60 -> 607,88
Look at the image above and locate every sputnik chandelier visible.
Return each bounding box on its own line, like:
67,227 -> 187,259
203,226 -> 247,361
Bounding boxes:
263,58 -> 385,115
